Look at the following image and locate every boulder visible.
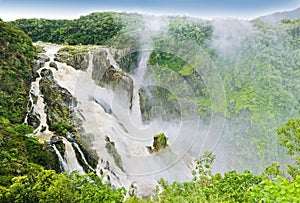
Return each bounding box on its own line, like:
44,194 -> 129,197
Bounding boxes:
37,53 -> 50,65
26,109 -> 40,129
50,136 -> 63,144
49,61 -> 58,70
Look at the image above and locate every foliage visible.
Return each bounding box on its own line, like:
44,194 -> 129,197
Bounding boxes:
277,118 -> 300,178
0,20 -> 35,124
50,122 -> 76,136
0,118 -> 60,187
0,170 -> 126,203
154,152 -> 263,203
11,12 -> 124,45
2,12 -> 300,203
248,176 -> 300,203
0,21 -> 60,188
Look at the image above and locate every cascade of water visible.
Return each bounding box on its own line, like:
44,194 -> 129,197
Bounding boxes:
104,48 -> 121,70
38,42 -> 195,196
73,142 -> 94,171
62,138 -> 85,174
86,51 -> 93,78
34,76 -> 49,134
52,144 -> 68,171
25,44 -> 62,134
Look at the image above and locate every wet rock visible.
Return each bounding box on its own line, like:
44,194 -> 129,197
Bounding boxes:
39,70 -> 78,127
50,136 -> 63,144
105,136 -> 124,171
26,109 -> 40,129
66,132 -> 76,142
128,182 -> 138,197
41,126 -> 47,132
101,66 -> 134,106
55,50 -> 89,70
32,61 -> 41,79
92,49 -> 110,81
146,133 -> 169,154
49,61 -> 58,70
110,47 -> 140,73
40,68 -> 53,77
37,53 -> 50,66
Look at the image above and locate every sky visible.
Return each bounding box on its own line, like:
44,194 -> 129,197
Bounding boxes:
0,0 -> 300,21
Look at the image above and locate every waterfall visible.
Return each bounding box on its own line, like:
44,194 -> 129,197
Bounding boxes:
36,42 -> 195,196
25,44 -> 62,134
52,144 -> 68,171
73,142 -> 94,171
86,51 -> 93,78
62,138 -> 85,174
104,48 -> 121,70
52,139 -> 85,174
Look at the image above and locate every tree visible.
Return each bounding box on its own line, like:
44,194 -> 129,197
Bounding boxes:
277,118 -> 300,178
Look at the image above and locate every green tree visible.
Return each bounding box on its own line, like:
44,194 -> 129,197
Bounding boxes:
277,118 -> 300,178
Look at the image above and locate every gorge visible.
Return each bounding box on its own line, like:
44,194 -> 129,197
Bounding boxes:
0,9 -> 300,202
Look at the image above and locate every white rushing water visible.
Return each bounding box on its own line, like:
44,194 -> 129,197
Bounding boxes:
73,142 -> 94,171
37,43 -> 197,196
25,45 -> 61,134
26,43 -> 90,175
62,138 -> 85,174
52,144 -> 68,171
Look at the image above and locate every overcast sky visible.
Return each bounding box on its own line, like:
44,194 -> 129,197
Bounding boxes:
0,0 -> 300,21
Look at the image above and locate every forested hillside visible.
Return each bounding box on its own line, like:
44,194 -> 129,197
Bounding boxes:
0,20 -> 60,187
0,12 -> 299,202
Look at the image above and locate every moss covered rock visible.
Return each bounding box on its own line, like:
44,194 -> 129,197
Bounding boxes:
147,133 -> 169,154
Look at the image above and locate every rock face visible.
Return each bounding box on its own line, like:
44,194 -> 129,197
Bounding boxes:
105,136 -> 124,171
139,87 -> 181,122
39,68 -> 78,127
91,49 -> 111,81
110,47 -> 140,73
26,109 -> 40,129
38,67 -> 99,173
55,50 -> 89,70
102,66 -> 134,107
55,46 -> 135,107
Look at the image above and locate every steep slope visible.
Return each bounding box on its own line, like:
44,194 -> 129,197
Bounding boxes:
0,20 -> 60,186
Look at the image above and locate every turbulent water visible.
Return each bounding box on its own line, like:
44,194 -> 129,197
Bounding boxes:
25,42 -> 205,196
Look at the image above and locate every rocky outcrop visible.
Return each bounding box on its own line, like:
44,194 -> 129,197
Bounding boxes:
26,108 -> 40,129
50,136 -> 66,158
110,47 -> 140,73
55,49 -> 89,70
146,133 -> 169,154
105,136 -> 124,171
32,54 -> 50,79
55,46 -> 135,107
49,61 -> 58,70
39,68 -> 78,127
39,67 -> 99,173
37,53 -> 50,65
91,49 -> 111,81
101,65 -> 134,105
